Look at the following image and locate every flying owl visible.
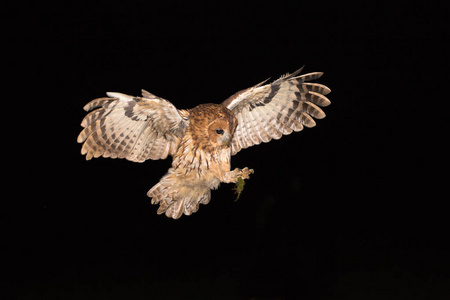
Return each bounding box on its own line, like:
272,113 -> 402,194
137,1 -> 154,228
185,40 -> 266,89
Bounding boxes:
77,67 -> 331,219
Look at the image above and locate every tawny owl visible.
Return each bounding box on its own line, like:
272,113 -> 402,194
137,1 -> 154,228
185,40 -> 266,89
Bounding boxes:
77,67 -> 331,219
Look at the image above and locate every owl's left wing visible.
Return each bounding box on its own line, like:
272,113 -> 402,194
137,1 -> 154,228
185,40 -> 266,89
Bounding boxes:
221,67 -> 331,155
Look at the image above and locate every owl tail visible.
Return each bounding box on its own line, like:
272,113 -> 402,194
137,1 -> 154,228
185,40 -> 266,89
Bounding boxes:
147,174 -> 211,219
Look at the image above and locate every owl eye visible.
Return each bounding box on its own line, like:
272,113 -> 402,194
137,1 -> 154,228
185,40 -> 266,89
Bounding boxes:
215,129 -> 224,135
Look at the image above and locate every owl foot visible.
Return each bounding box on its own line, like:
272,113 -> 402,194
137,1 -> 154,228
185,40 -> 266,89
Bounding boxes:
224,167 -> 254,183
238,167 -> 254,180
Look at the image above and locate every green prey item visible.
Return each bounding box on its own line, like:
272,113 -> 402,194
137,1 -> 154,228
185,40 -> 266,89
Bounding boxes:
233,177 -> 246,201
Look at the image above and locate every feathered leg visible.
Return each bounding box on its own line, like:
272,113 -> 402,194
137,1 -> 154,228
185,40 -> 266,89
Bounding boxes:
147,171 -> 212,219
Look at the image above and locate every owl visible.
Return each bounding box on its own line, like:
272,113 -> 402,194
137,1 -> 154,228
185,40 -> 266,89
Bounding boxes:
77,67 -> 331,219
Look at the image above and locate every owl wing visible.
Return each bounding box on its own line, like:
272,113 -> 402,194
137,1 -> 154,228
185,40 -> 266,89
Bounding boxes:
221,67 -> 331,155
77,90 -> 189,162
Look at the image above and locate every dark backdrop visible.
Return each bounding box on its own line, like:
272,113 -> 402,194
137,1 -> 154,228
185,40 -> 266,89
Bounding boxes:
6,2 -> 447,299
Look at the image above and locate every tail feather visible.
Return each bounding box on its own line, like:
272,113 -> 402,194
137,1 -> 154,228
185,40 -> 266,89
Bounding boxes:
148,179 -> 212,219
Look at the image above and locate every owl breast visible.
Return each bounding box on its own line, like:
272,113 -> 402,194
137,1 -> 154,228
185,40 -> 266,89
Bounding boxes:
171,136 -> 231,190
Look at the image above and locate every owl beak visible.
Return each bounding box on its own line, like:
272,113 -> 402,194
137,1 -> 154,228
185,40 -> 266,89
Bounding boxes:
220,132 -> 231,146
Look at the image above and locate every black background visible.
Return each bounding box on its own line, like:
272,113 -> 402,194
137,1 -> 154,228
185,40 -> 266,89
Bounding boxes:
6,2 -> 448,299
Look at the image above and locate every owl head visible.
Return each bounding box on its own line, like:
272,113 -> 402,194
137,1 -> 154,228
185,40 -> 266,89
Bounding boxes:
188,103 -> 237,150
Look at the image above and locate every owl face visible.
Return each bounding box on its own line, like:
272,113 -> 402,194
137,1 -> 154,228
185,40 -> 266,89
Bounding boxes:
188,103 -> 237,151
207,118 -> 234,147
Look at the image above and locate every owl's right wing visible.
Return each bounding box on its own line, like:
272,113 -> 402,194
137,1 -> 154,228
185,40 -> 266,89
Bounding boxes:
77,90 -> 189,162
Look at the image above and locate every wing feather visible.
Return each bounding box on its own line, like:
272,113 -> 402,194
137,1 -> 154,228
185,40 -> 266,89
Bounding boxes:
236,113 -> 250,149
78,91 -> 189,162
244,111 -> 261,145
264,103 -> 294,135
240,107 -> 258,146
222,67 -> 331,155
126,122 -> 155,161
79,108 -> 131,153
101,116 -> 138,158
137,129 -> 158,161
82,97 -> 115,112
251,109 -> 271,143
256,106 -> 281,141
110,118 -> 143,159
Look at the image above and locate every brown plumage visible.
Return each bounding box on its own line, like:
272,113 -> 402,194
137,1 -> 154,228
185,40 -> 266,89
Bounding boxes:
77,67 -> 331,219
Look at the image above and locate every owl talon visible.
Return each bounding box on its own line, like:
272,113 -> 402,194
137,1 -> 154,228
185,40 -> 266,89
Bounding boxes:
229,167 -> 253,182
239,167 -> 254,180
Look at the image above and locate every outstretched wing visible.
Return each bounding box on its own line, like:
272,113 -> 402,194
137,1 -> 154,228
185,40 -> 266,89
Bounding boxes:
221,67 -> 331,155
77,90 -> 189,162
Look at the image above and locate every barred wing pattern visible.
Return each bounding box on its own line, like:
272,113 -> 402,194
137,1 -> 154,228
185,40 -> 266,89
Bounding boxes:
77,90 -> 189,162
222,67 -> 331,155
